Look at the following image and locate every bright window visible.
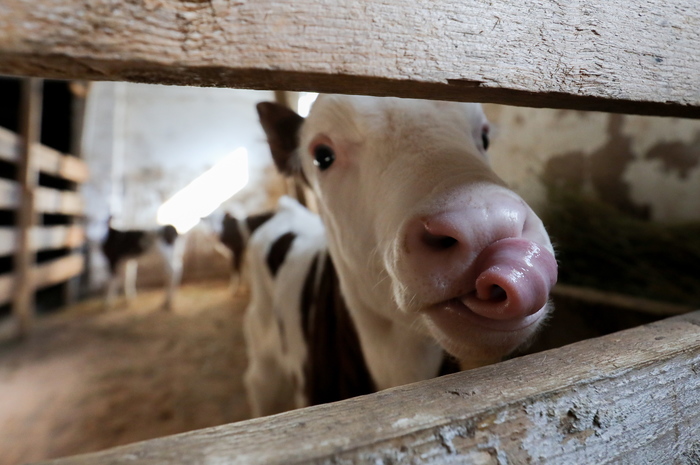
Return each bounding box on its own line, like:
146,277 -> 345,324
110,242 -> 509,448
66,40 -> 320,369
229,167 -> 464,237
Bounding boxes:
157,148 -> 249,233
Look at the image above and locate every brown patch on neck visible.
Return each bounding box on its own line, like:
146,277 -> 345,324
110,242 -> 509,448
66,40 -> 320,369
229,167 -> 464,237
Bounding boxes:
300,254 -> 376,406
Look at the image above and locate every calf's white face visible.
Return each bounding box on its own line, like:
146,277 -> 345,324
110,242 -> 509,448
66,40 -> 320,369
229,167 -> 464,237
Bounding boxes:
258,95 -> 556,372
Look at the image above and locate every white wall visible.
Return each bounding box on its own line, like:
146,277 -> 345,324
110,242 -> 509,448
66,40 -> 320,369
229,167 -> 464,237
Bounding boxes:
82,82 -> 279,290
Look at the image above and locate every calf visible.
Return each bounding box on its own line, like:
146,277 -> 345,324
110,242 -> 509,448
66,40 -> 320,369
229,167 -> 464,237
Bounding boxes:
255,95 -> 557,395
217,211 -> 275,294
244,195 -> 423,416
101,218 -> 184,310
245,201 -> 462,417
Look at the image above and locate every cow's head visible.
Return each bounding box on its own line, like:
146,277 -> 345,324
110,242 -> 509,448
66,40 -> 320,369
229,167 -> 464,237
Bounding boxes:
257,95 -> 556,369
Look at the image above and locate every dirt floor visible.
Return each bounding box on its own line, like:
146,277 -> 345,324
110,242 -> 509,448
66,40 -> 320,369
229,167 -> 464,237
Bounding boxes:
0,280 -> 251,465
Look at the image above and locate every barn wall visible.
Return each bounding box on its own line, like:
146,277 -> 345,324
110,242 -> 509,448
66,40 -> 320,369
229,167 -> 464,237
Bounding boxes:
81,83 -> 282,291
485,105 -> 700,222
81,87 -> 700,292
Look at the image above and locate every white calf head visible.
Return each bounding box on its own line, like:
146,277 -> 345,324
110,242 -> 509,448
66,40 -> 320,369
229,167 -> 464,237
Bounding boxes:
257,95 -> 557,368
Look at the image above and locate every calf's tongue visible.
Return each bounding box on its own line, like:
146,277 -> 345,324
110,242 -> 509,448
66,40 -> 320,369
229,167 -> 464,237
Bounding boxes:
461,238 -> 557,321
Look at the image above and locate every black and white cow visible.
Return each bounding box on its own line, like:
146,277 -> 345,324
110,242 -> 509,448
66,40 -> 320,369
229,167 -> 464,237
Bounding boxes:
101,218 -> 184,310
216,211 -> 275,294
245,95 -> 558,416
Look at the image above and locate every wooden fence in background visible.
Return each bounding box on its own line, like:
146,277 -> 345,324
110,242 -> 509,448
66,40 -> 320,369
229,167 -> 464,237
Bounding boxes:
0,84 -> 88,337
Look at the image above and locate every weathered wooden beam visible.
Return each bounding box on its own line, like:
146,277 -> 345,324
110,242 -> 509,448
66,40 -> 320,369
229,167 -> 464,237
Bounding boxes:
0,1 -> 698,117
0,254 -> 84,307
0,225 -> 85,256
34,310 -> 700,465
0,127 -> 89,183
0,179 -> 84,215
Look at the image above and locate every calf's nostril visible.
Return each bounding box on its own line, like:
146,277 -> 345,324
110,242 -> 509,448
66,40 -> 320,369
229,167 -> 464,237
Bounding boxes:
488,285 -> 507,302
422,232 -> 458,250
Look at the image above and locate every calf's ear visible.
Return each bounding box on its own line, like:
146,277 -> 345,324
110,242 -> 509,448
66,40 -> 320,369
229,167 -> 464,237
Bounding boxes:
256,102 -> 304,177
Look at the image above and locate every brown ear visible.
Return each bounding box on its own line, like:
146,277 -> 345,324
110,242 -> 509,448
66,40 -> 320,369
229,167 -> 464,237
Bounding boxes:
256,102 -> 305,177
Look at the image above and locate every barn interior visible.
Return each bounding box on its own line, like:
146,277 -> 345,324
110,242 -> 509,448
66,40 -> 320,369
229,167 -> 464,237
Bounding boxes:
1,75 -> 699,465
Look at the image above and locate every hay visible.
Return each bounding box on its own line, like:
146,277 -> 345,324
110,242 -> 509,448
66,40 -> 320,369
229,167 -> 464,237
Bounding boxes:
542,189 -> 700,307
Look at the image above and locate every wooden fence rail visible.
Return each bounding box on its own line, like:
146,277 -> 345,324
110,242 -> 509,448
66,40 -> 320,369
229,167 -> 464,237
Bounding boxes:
34,310 -> 700,465
0,126 -> 89,183
0,0 -> 698,118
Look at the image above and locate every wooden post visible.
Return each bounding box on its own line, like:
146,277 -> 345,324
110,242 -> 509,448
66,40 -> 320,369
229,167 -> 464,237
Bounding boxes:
62,80 -> 89,306
13,77 -> 42,338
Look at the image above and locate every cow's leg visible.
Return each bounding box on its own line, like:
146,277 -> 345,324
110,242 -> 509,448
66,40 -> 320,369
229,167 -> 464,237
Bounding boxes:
162,259 -> 182,311
157,237 -> 185,310
104,268 -> 122,310
123,259 -> 138,304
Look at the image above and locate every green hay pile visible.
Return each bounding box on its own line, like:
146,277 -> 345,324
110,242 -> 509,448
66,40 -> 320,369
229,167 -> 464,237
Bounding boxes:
542,189 -> 700,307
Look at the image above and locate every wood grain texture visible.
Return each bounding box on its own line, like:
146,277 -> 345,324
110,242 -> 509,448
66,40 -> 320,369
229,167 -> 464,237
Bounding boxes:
34,310 -> 700,465
0,1 -> 698,117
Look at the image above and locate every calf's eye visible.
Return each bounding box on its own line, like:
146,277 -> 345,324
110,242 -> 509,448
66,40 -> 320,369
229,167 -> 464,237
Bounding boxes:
312,144 -> 336,171
481,131 -> 490,151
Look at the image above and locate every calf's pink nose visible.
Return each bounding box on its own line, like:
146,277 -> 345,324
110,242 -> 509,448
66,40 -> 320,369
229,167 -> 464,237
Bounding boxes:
461,238 -> 558,320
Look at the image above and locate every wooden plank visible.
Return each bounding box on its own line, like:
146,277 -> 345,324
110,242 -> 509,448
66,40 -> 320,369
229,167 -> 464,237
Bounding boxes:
0,274 -> 12,308
31,253 -> 84,291
35,149 -> 89,184
0,126 -> 89,183
0,254 -> 85,307
0,1 -> 698,117
0,225 -> 85,256
13,77 -> 42,338
0,126 -> 19,163
0,178 -> 19,209
34,310 -> 700,465
33,225 -> 85,251
0,180 -> 84,215
34,187 -> 84,216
